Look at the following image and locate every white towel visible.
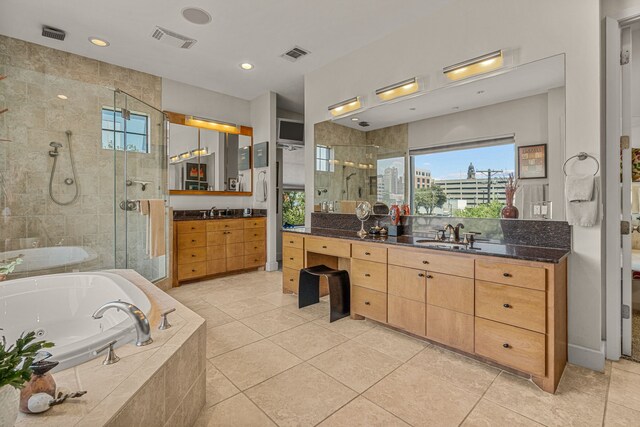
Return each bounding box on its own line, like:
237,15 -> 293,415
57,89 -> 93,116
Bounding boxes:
566,177 -> 600,227
565,174 -> 594,202
515,184 -> 545,219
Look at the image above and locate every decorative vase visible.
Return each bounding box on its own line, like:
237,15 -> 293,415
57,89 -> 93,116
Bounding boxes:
0,384 -> 20,427
0,275 -> 6,281
501,204 -> 519,219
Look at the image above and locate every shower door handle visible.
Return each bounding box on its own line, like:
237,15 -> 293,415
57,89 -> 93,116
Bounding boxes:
119,200 -> 138,211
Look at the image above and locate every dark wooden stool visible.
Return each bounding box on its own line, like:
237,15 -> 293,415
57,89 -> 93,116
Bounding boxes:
298,265 -> 350,322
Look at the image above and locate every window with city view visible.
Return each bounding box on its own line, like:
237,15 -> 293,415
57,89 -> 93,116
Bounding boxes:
410,141 -> 515,218
376,156 -> 405,207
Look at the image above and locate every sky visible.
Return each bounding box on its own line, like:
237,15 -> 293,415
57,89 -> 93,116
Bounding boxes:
413,144 -> 515,180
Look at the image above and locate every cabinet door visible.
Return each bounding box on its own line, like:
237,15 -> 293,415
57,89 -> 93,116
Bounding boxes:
427,273 -> 474,314
388,295 -> 425,336
388,265 -> 426,302
426,305 -> 474,353
352,286 -> 387,323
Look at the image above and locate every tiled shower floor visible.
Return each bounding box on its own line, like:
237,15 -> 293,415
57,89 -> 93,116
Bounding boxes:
168,271 -> 640,426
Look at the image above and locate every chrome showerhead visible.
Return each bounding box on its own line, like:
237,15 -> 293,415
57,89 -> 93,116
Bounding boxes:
49,141 -> 63,157
49,141 -> 63,148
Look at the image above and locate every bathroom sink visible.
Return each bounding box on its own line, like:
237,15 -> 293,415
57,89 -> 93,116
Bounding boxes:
414,239 -> 470,250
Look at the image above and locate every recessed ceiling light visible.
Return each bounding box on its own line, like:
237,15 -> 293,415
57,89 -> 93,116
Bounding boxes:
240,63 -> 254,70
57,94 -> 68,100
351,117 -> 359,121
181,7 -> 212,25
89,37 -> 109,47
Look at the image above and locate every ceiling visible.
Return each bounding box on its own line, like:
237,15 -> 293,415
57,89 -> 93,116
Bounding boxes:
0,0 -> 449,113
333,54 -> 566,131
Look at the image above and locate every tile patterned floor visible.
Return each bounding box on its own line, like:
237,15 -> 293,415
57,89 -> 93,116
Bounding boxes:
168,271 -> 640,427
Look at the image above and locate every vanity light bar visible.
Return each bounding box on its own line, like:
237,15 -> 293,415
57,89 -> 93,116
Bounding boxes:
328,97 -> 362,117
443,50 -> 504,81
169,155 -> 180,163
191,148 -> 208,157
185,116 -> 240,133
375,77 -> 420,101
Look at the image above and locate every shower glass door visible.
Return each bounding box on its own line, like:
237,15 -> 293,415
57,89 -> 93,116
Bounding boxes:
113,91 -> 168,282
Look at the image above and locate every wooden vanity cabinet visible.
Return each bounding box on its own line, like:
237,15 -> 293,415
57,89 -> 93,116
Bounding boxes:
280,231 -> 568,394
174,217 -> 266,283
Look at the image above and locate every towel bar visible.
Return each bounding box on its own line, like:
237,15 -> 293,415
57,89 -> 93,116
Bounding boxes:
563,152 -> 599,176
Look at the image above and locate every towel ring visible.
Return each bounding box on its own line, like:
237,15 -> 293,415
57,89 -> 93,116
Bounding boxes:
563,152 -> 599,176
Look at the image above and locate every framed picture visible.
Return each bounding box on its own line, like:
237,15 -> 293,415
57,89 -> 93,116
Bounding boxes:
254,141 -> 268,168
186,162 -> 207,181
228,178 -> 238,191
518,144 -> 547,179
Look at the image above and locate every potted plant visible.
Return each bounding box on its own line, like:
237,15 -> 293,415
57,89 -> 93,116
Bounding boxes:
0,332 -> 54,426
0,255 -> 23,281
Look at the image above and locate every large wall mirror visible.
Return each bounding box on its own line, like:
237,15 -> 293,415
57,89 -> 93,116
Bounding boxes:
166,111 -> 253,195
315,54 -> 567,221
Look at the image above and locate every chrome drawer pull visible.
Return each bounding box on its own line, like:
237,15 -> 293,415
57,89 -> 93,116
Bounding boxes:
502,343 -> 510,348
322,245 -> 327,249
289,240 -> 294,244
289,257 -> 294,260
422,260 -> 429,264
503,303 -> 511,308
364,252 -> 371,255
364,273 -> 371,277
426,274 -> 433,279
418,273 -> 425,277
503,273 -> 512,277
364,301 -> 371,305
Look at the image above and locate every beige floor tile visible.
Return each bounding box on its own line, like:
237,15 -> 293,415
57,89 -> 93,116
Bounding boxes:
313,315 -> 376,339
194,394 -> 276,427
217,297 -> 279,319
483,372 -> 605,426
203,287 -> 261,306
192,305 -> 235,328
245,363 -> 357,427
557,362 -> 610,399
205,361 -> 239,408
211,340 -> 302,390
364,362 -> 481,426
317,396 -> 410,427
405,345 -> 500,394
241,308 -> 307,337
269,322 -> 348,360
604,401 -> 640,426
608,367 -> 640,412
354,327 -> 427,362
283,300 -> 331,320
309,341 -> 402,393
611,358 -> 640,375
259,290 -> 299,307
205,321 -> 263,358
462,399 -> 543,426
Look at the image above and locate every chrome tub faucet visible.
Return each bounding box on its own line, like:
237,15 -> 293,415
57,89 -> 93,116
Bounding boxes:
92,301 -> 153,346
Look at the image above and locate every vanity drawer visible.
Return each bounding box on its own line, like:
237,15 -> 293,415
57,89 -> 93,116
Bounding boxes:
305,237 -> 351,258
476,260 -> 545,291
244,227 -> 265,242
352,286 -> 387,323
207,258 -> 226,276
351,258 -> 387,292
388,248 -> 474,278
283,233 -> 304,249
244,241 -> 265,256
475,281 -> 546,333
283,246 -> 304,270
177,232 -> 206,249
177,246 -> 207,265
427,273 -> 474,315
475,318 -> 545,377
244,217 -> 266,229
283,267 -> 300,294
244,254 -> 265,268
226,242 -> 244,258
388,295 -> 425,336
388,265 -> 426,302
224,229 -> 244,243
207,245 -> 225,260
426,305 -> 474,353
207,231 -> 225,246
351,243 -> 387,263
226,256 -> 244,271
207,219 -> 244,232
178,261 -> 207,281
176,221 -> 206,234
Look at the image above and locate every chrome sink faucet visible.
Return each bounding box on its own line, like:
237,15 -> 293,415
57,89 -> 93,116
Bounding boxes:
92,301 -> 153,346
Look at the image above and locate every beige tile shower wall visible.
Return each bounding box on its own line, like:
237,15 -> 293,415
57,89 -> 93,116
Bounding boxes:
0,35 -> 163,278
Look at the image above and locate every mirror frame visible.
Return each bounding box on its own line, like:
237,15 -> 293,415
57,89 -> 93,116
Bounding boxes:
165,111 -> 254,196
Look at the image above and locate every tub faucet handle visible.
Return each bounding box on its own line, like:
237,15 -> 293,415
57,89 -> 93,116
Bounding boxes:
159,308 -> 176,330
94,340 -> 119,365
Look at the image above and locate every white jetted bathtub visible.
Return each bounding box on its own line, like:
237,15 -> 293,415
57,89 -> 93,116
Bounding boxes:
0,272 -> 151,371
0,246 -> 98,274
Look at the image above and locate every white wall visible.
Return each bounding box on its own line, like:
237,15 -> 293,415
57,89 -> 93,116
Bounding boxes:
304,0 -> 602,370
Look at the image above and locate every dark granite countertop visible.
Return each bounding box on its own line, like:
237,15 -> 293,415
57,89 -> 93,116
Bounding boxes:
282,227 -> 570,264
173,214 -> 267,221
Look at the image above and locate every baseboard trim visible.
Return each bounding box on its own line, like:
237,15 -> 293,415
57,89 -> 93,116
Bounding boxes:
568,341 -> 606,372
265,261 -> 279,272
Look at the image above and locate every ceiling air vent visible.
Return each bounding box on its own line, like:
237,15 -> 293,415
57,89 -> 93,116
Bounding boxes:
281,46 -> 310,62
151,26 -> 197,49
42,26 -> 66,41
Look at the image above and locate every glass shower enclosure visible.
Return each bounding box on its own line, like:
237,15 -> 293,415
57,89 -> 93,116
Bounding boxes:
0,63 -> 168,282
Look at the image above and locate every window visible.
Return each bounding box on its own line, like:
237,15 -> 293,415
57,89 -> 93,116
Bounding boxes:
101,108 -> 150,153
282,190 -> 305,226
315,145 -> 334,172
410,139 -> 515,217
376,156 -> 405,206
